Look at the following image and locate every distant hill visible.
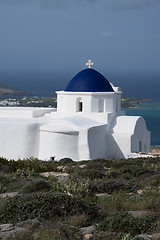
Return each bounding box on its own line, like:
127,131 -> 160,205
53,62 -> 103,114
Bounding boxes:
0,83 -> 31,96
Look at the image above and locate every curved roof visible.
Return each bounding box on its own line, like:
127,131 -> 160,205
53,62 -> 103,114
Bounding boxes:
65,68 -> 114,92
112,116 -> 146,135
40,116 -> 103,133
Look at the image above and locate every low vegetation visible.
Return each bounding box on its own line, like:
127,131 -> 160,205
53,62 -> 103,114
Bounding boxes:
0,156 -> 160,240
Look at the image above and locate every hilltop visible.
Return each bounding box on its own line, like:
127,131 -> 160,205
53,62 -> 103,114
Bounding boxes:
0,83 -> 31,96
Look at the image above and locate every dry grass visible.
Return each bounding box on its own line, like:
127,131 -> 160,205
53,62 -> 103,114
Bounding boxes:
4,230 -> 34,240
66,213 -> 87,227
98,191 -> 156,215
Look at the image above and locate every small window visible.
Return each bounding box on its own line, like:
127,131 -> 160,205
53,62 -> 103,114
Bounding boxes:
76,98 -> 83,112
99,99 -> 104,112
79,101 -> 83,112
139,141 -> 142,152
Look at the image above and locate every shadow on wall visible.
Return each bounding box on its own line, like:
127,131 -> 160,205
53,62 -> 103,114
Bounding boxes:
88,125 -> 125,160
106,134 -> 125,159
105,116 -> 125,159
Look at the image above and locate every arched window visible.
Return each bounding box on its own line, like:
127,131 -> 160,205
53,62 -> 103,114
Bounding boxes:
99,98 -> 104,112
76,98 -> 83,112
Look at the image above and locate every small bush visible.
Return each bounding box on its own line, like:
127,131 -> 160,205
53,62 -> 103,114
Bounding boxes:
71,168 -> 106,180
0,192 -> 99,224
97,212 -> 157,236
0,157 -> 9,168
0,157 -> 58,174
0,164 -> 11,173
21,179 -> 51,193
85,161 -> 106,171
104,159 -> 136,169
52,179 -> 93,199
0,175 -> 25,193
89,179 -> 137,194
59,158 -> 74,165
120,165 -> 156,177
14,168 -> 35,178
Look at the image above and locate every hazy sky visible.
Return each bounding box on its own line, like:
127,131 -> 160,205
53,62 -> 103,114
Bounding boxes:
0,0 -> 160,95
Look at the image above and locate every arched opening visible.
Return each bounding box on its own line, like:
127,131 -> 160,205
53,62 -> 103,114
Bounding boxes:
76,98 -> 83,112
99,98 -> 104,112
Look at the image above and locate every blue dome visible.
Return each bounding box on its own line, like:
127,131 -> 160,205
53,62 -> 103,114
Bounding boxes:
65,68 -> 114,92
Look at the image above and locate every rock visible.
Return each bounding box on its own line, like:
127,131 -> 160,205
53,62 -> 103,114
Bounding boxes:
39,172 -> 70,183
0,224 -> 28,239
84,233 -> 93,240
135,234 -> 152,240
39,171 -> 57,178
0,224 -> 14,232
152,233 -> 160,239
80,225 -> 96,235
95,193 -> 110,198
137,189 -> 144,195
0,192 -> 18,198
15,219 -> 41,229
79,164 -> 87,169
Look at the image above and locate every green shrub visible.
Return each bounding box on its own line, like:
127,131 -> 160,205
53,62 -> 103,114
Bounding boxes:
0,175 -> 26,193
21,179 -> 51,193
0,157 -> 9,168
89,179 -> 137,194
52,179 -> 91,197
0,192 -> 99,224
14,168 -> 35,178
104,159 -> 138,169
85,161 -> 106,171
0,163 -> 11,173
120,165 -> 156,177
0,176 -> 9,193
0,157 -> 58,174
97,212 -> 157,236
58,158 -> 74,165
71,168 -> 106,180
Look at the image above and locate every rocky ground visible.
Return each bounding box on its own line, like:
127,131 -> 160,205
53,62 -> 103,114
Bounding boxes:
151,146 -> 160,155
0,157 -> 160,240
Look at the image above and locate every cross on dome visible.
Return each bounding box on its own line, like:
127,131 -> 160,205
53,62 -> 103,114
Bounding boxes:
86,60 -> 94,69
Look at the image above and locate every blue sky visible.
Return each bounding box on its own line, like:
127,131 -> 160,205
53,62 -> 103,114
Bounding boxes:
0,0 -> 160,96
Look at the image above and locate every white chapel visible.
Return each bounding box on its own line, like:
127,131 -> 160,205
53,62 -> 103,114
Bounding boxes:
0,61 -> 150,161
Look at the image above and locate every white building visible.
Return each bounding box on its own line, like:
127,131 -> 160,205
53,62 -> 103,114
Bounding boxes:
0,61 -> 150,161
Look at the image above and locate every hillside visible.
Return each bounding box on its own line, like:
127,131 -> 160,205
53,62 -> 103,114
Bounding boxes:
0,83 -> 31,96
0,157 -> 160,240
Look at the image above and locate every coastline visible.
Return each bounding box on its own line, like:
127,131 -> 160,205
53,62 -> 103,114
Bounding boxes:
121,97 -> 152,109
